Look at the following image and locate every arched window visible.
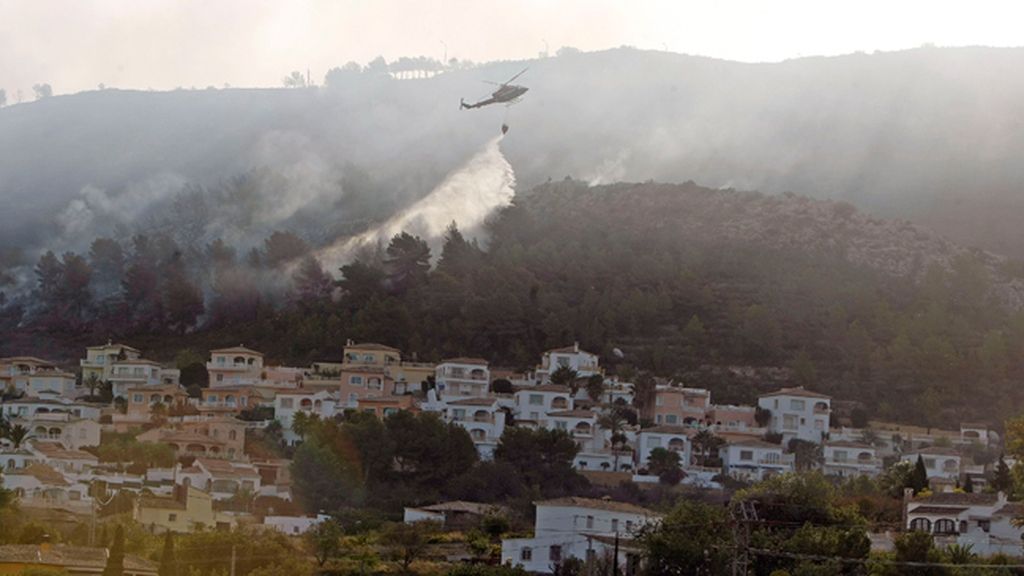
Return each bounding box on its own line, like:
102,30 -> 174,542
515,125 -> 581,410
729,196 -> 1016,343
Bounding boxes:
934,519 -> 957,534
300,398 -> 313,410
150,394 -> 161,404
551,397 -> 569,410
909,518 -> 932,532
668,438 -> 686,452
575,422 -> 592,435
474,410 -> 490,422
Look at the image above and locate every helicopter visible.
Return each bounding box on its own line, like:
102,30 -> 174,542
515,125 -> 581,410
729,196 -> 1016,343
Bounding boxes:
460,68 -> 529,109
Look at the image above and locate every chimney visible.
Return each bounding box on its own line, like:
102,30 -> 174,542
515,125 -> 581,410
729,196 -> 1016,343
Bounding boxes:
573,341 -> 579,353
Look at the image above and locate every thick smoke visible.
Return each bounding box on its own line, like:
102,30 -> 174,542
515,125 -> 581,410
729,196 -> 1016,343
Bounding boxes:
317,135 -> 516,269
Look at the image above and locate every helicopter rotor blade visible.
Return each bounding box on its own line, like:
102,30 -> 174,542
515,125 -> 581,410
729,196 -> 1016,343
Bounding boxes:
504,67 -> 528,85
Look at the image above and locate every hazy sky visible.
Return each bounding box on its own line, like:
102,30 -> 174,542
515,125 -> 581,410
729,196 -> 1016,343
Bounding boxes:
1,0 -> 1022,97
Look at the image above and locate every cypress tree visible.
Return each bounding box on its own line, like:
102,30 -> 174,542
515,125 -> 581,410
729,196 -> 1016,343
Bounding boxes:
993,455 -> 1012,493
964,474 -> 975,493
103,525 -> 124,576
158,532 -> 176,576
910,455 -> 929,494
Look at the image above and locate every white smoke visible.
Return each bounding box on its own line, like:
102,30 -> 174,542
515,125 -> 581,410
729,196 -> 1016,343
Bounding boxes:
317,135 -> 516,269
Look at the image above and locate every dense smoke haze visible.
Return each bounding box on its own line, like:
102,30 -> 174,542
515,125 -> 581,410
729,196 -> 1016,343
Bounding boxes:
4,46 -> 1024,285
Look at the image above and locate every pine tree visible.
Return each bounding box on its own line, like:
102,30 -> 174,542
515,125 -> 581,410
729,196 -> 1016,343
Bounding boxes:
35,250 -> 64,311
162,253 -> 204,334
103,525 -> 125,576
59,252 -> 93,321
158,532 -> 176,576
122,235 -> 162,328
292,255 -> 333,305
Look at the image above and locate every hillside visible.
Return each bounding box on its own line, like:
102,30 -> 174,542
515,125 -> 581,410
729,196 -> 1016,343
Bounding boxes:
4,180 -> 1023,428
3,46 -> 1024,263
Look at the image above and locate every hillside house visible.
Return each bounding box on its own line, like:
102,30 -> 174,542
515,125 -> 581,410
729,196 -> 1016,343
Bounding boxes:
757,387 -> 831,443
721,439 -> 794,481
502,497 -> 658,574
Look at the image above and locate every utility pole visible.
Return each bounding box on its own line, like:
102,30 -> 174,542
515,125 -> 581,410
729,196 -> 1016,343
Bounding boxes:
612,532 -> 619,576
230,545 -> 237,576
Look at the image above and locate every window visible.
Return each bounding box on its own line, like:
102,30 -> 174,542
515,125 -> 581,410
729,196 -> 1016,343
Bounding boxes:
790,399 -> 805,411
925,458 -> 937,469
521,547 -> 532,561
648,437 -> 662,448
350,376 -> 363,385
529,394 -> 543,405
611,519 -> 619,532
782,415 -> 798,430
280,398 -> 294,409
229,430 -> 237,441
348,393 -> 358,403
557,357 -> 570,367
626,520 -> 634,532
586,515 -> 594,529
909,518 -> 931,532
740,450 -> 754,461
834,450 -> 848,463
665,414 -> 678,424
934,519 -> 957,534
655,397 -> 664,407
216,374 -> 224,382
764,452 -> 780,464
549,546 -> 562,562
132,394 -> 143,403
169,513 -> 178,522
208,395 -> 218,403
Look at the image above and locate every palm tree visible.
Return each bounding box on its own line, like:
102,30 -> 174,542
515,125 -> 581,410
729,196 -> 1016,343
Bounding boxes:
691,429 -> 723,467
585,375 -> 605,403
598,408 -> 628,471
5,424 -> 31,449
83,373 -> 103,399
549,366 -> 579,389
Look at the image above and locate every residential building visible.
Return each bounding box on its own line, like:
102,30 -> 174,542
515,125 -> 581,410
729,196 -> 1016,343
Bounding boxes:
707,405 -> 758,431
404,501 -> 508,529
535,343 -> 602,383
636,426 -> 691,472
108,359 -> 177,399
275,391 -> 338,444
125,384 -> 190,417
356,395 -> 418,419
263,514 -> 331,535
207,346 -> 264,387
822,441 -> 882,478
179,458 -> 262,499
960,423 -> 990,447
342,341 -> 402,366
1,398 -> 102,421
502,497 -> 659,574
29,441 -> 99,473
721,439 -> 794,481
514,385 -> 573,421
338,366 -> 395,408
198,385 -> 259,415
134,485 -> 235,533
757,387 -> 831,443
444,397 -> 506,459
906,491 -> 1024,556
653,387 -> 710,426
901,447 -> 962,481
0,544 -> 157,576
137,417 -> 247,459
5,410 -> 100,450
0,357 -> 59,394
435,359 -> 490,399
24,371 -> 77,399
80,341 -> 142,382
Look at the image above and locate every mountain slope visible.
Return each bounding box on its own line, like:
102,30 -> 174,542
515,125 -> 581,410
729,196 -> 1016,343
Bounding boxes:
3,47 -> 1024,259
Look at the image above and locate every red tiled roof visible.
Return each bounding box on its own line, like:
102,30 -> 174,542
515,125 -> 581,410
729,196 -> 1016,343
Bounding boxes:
210,346 -> 264,356
537,497 -> 657,516
759,386 -> 831,400
441,357 -> 489,366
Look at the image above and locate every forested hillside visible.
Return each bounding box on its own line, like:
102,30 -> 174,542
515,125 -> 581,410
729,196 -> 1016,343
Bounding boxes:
4,180 -> 1023,428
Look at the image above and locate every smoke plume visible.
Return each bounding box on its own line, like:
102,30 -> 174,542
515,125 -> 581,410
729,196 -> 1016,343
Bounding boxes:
317,135 -> 515,269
